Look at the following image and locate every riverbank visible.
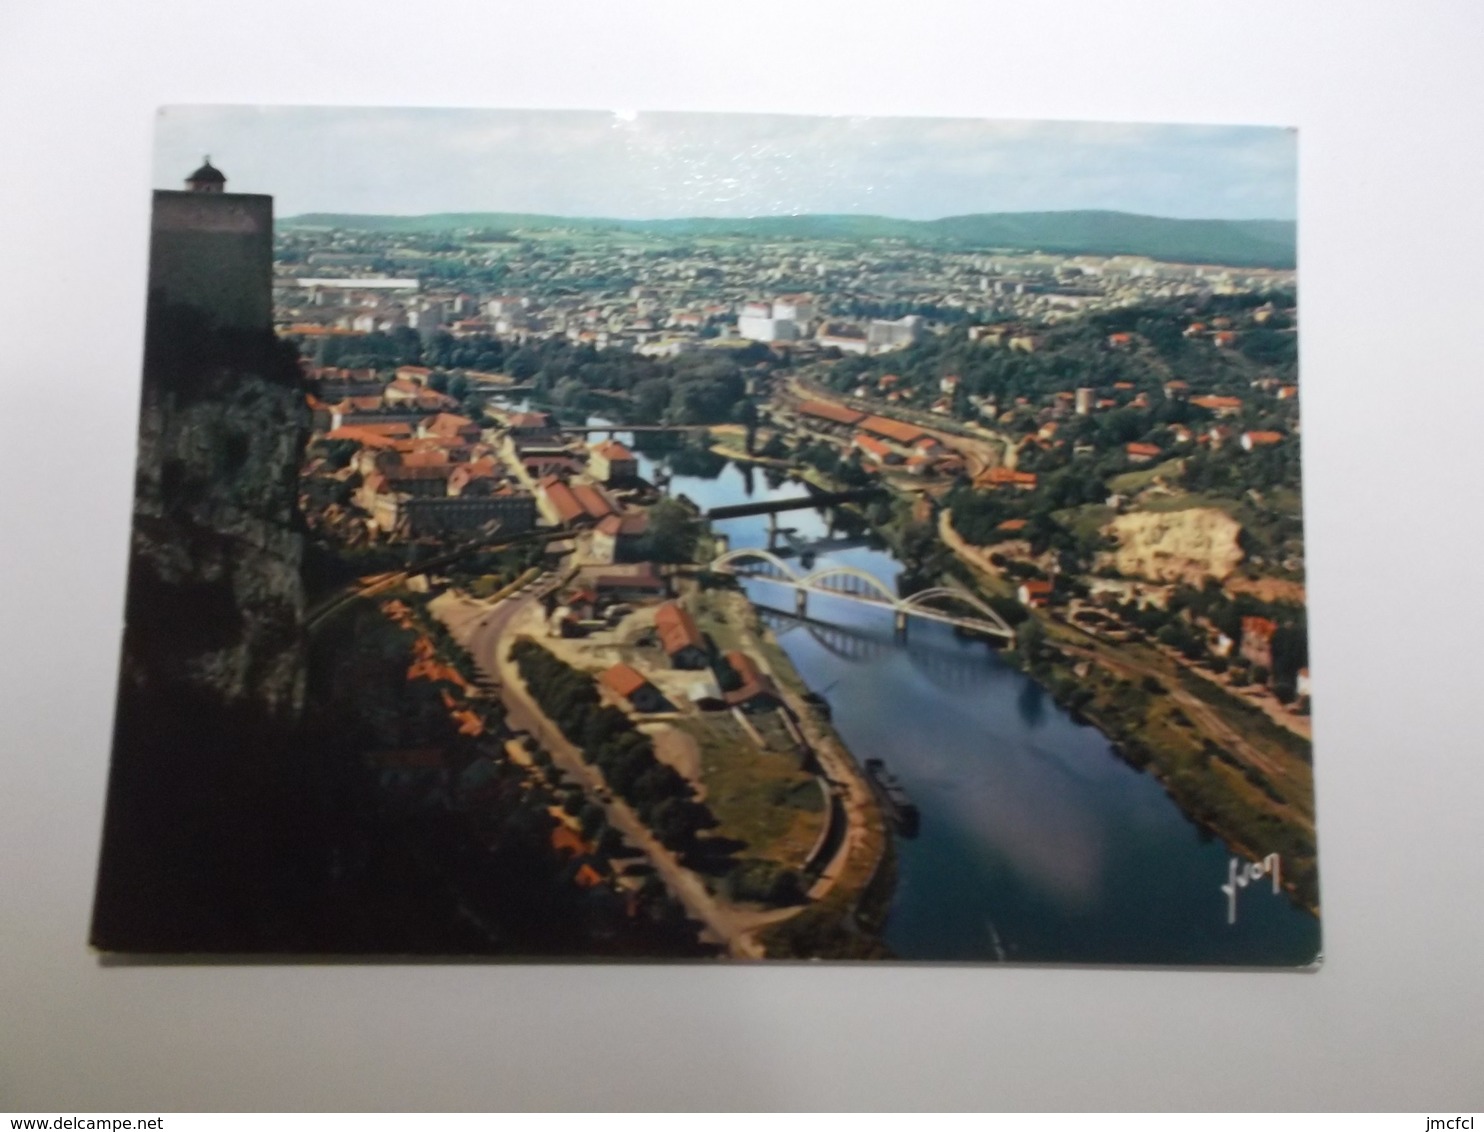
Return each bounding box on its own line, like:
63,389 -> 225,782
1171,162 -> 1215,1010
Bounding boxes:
689,581 -> 895,959
558,415 -> 1318,961
937,508 -> 1319,913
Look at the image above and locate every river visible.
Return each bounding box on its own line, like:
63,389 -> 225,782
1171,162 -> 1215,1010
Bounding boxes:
514,407 -> 1321,965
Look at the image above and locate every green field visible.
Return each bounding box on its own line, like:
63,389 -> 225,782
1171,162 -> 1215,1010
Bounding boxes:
1108,457 -> 1186,494
680,715 -> 823,869
1053,503 -> 1117,542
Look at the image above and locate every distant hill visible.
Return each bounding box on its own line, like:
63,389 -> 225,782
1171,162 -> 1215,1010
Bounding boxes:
281,209 -> 1296,269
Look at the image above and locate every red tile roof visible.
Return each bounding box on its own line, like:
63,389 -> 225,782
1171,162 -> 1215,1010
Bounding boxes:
981,467 -> 1038,487
798,399 -> 866,427
1242,430 -> 1285,446
398,449 -> 449,468
859,415 -> 928,446
422,413 -> 476,437
1242,616 -> 1278,641
570,482 -> 615,521
601,663 -> 651,699
326,426 -> 402,448
724,650 -> 762,685
593,439 -> 635,461
655,601 -> 704,658
541,479 -> 586,524
551,825 -> 588,857
332,396 -> 386,413
574,863 -> 604,888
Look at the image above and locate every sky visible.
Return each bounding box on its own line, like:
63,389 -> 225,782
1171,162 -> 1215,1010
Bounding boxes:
153,106 -> 1296,222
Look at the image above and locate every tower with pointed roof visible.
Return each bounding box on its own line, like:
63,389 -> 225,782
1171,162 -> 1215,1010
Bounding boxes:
146,160 -> 272,330
185,156 -> 227,193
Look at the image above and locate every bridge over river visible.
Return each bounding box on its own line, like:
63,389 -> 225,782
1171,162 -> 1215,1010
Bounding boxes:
703,486 -> 886,522
712,546 -> 1016,644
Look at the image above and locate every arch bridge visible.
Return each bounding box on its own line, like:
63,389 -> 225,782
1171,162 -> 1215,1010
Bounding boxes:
712,547 -> 1016,644
759,610 -> 1005,690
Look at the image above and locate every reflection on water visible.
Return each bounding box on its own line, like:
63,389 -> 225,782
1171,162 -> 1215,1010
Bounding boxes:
509,405 -> 1321,965
1017,679 -> 1048,729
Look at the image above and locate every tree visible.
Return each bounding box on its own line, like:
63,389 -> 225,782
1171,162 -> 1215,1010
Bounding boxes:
759,433 -> 790,460
647,498 -> 700,564
578,803 -> 605,839
631,378 -> 671,424
649,797 -> 708,851
506,347 -> 540,380
1016,615 -> 1046,662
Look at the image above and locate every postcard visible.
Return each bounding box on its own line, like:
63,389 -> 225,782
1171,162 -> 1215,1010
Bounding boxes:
92,106 -> 1317,963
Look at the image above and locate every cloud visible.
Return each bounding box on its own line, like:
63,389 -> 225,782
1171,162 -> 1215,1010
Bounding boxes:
154,105 -> 1295,220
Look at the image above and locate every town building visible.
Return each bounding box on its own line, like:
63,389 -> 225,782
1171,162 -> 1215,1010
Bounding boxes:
590,511 -> 649,564
1241,430 -> 1285,450
814,325 -> 870,355
796,400 -> 865,431
600,664 -> 667,713
588,439 -> 638,483
858,415 -> 929,451
506,411 -> 561,444
1126,442 -> 1162,464
1018,580 -> 1054,608
419,413 -> 481,445
853,433 -> 902,466
979,467 -> 1038,490
1191,395 -> 1244,417
371,490 -> 536,538
737,314 -> 799,342
537,477 -> 588,527
722,650 -> 779,711
772,295 -> 815,325
867,315 -> 924,350
590,563 -> 668,602
1240,616 -> 1278,672
655,601 -> 708,669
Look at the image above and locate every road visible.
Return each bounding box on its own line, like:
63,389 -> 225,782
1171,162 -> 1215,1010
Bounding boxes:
441,586 -> 785,958
305,527 -> 573,631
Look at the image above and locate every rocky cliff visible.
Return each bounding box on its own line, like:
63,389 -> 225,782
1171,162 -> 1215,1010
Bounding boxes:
93,302 -> 317,952
1102,506 -> 1244,585
119,301 -> 309,717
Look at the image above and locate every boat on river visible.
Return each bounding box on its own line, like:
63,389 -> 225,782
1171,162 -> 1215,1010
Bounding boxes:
865,757 -> 919,837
